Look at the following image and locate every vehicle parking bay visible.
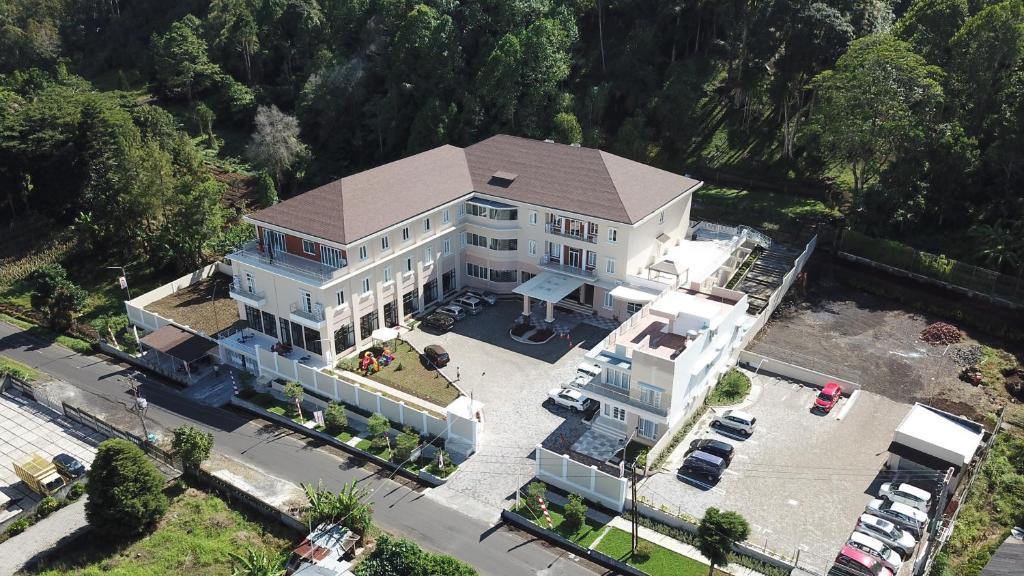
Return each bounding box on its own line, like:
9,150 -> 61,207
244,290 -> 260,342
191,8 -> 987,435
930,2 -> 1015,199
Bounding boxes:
638,373 -> 911,575
0,391 -> 101,514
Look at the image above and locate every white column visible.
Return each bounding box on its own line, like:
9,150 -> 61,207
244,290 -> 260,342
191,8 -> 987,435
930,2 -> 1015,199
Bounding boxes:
545,301 -> 555,323
522,295 -> 531,316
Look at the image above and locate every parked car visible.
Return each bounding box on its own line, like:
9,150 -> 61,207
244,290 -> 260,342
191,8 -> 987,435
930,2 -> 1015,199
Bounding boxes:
865,499 -> 928,536
547,387 -> 594,412
419,313 -> 455,333
813,382 -> 843,413
464,289 -> 498,305
453,296 -> 484,315
834,545 -> 894,576
879,482 -> 932,512
686,438 -> 734,464
677,451 -> 726,482
423,344 -> 450,367
847,531 -> 904,572
51,453 -> 86,480
569,363 -> 602,388
712,409 -> 757,437
435,304 -> 466,320
855,514 -> 918,557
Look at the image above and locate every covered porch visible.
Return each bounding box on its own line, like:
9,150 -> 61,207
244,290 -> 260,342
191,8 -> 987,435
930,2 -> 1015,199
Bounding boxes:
139,324 -> 219,385
513,271 -> 585,323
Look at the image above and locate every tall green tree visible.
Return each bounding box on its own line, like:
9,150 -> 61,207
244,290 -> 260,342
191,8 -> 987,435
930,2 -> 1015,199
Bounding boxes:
696,508 -> 750,576
171,425 -> 215,469
895,0 -> 969,65
151,15 -> 222,102
28,264 -> 86,332
85,439 -> 168,539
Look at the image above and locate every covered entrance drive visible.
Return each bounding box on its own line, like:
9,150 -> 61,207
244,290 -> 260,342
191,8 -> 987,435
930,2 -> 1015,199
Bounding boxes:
513,271 -> 584,323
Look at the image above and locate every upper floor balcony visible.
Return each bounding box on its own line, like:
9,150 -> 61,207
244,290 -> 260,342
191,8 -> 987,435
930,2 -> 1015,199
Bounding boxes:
289,301 -> 327,329
539,256 -> 597,281
545,223 -> 598,244
228,284 -> 267,307
582,380 -> 668,418
230,240 -> 347,286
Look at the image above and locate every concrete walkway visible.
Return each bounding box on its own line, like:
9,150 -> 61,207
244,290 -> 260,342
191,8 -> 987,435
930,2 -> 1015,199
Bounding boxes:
604,516 -> 767,576
0,497 -> 89,575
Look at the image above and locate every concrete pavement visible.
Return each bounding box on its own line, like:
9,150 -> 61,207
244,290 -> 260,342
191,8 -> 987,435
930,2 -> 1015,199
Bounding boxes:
0,322 -> 602,576
0,497 -> 88,575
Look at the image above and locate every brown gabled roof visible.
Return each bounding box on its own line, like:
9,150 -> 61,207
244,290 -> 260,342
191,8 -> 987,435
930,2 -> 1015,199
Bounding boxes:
249,145 -> 473,244
247,136 -> 700,244
140,325 -> 217,363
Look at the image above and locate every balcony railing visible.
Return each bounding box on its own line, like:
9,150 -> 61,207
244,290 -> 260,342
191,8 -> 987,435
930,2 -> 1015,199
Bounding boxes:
545,223 -> 598,244
229,240 -> 347,285
290,301 -> 326,326
582,380 -> 668,417
228,285 -> 267,305
539,256 -> 597,280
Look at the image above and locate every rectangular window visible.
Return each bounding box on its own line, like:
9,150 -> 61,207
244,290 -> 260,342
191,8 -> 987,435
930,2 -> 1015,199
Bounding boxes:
424,247 -> 433,264
245,305 -> 263,332
383,266 -> 392,283
300,290 -> 312,313
529,211 -> 538,225
603,405 -> 626,422
443,238 -> 451,255
334,324 -> 355,353
489,269 -> 517,283
360,311 -> 379,340
442,209 -> 450,224
626,302 -> 643,315
607,228 -> 618,243
488,238 -> 517,251
263,229 -> 286,252
466,233 -> 488,247
465,203 -> 487,217
528,240 -> 537,256
279,318 -> 292,345
658,211 -> 665,225
303,326 -> 322,356
406,257 -> 413,272
381,235 -> 390,251
606,369 -> 630,390
245,273 -> 255,294
358,245 -> 368,261
261,311 -> 277,338
638,418 -> 656,439
321,246 -> 344,268
290,321 -> 305,350
466,263 -> 489,280
402,227 -> 410,242
639,385 -> 661,408
302,239 -> 316,254
586,251 -> 597,269
336,290 -> 345,306
521,271 -> 535,283
603,292 -> 613,309
361,277 -> 371,293
457,204 -> 465,217
423,218 -> 431,232
606,258 -> 616,274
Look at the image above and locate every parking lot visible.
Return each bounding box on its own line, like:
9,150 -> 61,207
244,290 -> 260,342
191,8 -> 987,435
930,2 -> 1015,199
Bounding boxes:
638,373 -> 911,575
0,391 -> 101,514
404,299 -> 611,516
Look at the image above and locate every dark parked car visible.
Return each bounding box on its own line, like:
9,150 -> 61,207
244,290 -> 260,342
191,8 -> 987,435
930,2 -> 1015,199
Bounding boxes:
677,450 -> 726,482
52,453 -> 86,479
419,313 -> 455,333
686,438 -> 734,464
424,344 -> 450,367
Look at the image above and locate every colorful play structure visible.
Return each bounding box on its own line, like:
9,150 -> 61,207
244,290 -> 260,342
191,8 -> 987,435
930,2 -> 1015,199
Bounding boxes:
359,347 -> 396,375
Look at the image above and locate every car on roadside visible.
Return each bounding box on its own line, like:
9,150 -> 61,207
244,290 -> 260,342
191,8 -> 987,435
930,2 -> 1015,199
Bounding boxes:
419,313 -> 455,333
865,499 -> 928,536
712,409 -> 756,437
547,387 -> 594,412
677,450 -> 726,483
813,382 -> 843,413
686,438 -> 734,464
453,296 -> 484,315
855,514 -> 918,557
879,482 -> 932,512
464,289 -> 498,305
846,531 -> 904,572
51,453 -> 87,479
834,545 -> 894,576
435,304 -> 466,320
423,344 -> 450,367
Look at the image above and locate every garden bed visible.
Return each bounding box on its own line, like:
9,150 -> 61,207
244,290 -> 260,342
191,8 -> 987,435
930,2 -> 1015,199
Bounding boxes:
340,340 -> 460,406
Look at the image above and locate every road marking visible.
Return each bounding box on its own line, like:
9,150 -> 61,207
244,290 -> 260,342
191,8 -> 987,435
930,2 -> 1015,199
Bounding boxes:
724,469 -> 740,476
836,390 -> 860,421
787,499 -> 800,506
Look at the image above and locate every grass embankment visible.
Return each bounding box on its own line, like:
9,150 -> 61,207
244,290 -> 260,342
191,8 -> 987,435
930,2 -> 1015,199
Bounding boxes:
0,354 -> 41,382
595,528 -> 726,576
244,391 -> 356,442
0,311 -> 93,353
342,340 -> 460,407
707,369 -> 752,406
936,430 -> 1024,576
519,501 -> 608,548
692,185 -> 839,236
28,487 -> 293,576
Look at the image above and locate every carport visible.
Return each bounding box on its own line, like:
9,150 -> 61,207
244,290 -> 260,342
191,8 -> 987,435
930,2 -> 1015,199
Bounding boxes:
514,271 -> 584,322
140,325 -> 218,385
887,403 -> 984,492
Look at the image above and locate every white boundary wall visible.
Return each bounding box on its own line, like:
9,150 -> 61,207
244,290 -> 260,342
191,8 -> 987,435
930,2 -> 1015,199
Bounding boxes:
739,234 -> 817,349
535,445 -> 627,512
738,350 -> 861,392
124,262 -> 233,334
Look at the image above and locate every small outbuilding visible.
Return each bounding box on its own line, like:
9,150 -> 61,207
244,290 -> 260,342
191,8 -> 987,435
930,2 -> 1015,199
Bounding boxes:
887,403 -> 984,492
139,324 -> 218,385
981,528 -> 1024,576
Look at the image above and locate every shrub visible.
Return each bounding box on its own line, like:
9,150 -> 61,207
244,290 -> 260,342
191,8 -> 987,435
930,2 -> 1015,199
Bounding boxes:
394,362 -> 404,372
325,402 -> 348,433
426,450 -> 456,478
562,494 -> 587,533
85,439 -> 168,540
511,323 -> 532,337
36,496 -> 61,519
709,369 -> 751,406
6,517 -> 30,536
633,540 -> 654,561
528,329 -> 553,342
524,481 -> 547,515
367,413 -> 390,449
171,425 -> 214,469
67,482 -> 86,501
394,429 -> 420,463
283,381 -> 305,416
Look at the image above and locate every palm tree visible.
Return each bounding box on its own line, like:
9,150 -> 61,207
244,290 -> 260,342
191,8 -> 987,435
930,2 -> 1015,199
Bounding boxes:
972,221 -> 1023,274
302,481 -> 373,538
230,546 -> 285,576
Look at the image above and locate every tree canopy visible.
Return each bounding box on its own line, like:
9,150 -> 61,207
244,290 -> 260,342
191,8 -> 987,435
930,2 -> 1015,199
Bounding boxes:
85,439 -> 169,539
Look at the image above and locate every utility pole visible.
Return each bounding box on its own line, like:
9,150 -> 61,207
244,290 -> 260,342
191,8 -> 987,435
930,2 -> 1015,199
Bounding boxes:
631,457 -> 639,551
104,265 -> 133,300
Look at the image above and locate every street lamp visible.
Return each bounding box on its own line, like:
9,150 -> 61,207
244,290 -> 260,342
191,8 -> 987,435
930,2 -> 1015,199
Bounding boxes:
209,281 -> 222,337
104,265 -> 133,300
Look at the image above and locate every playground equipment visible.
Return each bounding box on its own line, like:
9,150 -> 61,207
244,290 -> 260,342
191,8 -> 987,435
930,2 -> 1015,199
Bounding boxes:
360,351 -> 380,374
379,347 -> 396,367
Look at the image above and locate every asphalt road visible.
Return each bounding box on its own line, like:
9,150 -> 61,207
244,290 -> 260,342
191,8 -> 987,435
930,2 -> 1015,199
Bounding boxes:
0,322 -> 603,576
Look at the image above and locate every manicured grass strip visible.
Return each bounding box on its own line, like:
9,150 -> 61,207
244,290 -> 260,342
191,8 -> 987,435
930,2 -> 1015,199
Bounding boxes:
0,354 -> 41,382
525,502 -> 607,547
0,312 -> 33,330
595,528 -> 725,576
0,312 -> 93,353
693,185 -> 838,235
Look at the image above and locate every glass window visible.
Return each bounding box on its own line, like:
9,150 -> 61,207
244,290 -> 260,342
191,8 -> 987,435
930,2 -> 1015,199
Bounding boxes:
261,311 -> 277,338
381,236 -> 390,251
358,245 -> 368,260
360,311 -> 379,340
457,204 -> 465,216
627,302 -> 643,315
321,246 -> 344,268
290,321 -> 305,350
279,318 -> 292,345
406,257 -> 413,272
424,247 -> 433,264
300,290 -> 312,313
521,271 -> 535,283
528,240 -> 537,255
489,269 -> 517,283
466,232 -> 488,247
361,277 -> 371,293
603,292 -> 613,309
606,369 -> 630,390
607,228 -> 618,243
383,266 -> 392,283
245,273 -> 255,293
302,239 -> 316,254
529,211 -> 538,225
639,386 -> 661,408
303,327 -> 322,355
443,238 -> 451,255
402,227 -> 410,242
489,238 -> 517,251
442,209 -> 450,223
606,258 -> 616,274
245,305 -> 263,332
603,405 -> 626,421
334,324 -> 355,353
336,290 -> 345,306
423,218 -> 431,232
638,418 -> 656,438
658,212 -> 664,225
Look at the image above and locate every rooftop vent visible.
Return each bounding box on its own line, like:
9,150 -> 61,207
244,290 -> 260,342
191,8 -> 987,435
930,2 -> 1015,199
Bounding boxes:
491,171 -> 518,183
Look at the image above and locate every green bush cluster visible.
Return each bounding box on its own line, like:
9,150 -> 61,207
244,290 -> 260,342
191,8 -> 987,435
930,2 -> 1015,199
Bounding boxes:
708,369 -> 752,406
562,494 -> 588,533
354,534 -> 477,576
36,496 -> 61,518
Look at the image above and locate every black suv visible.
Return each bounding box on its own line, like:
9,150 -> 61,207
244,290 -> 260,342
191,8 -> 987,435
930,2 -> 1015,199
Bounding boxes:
420,312 -> 455,333
686,438 -> 734,464
52,453 -> 87,479
678,451 -> 726,482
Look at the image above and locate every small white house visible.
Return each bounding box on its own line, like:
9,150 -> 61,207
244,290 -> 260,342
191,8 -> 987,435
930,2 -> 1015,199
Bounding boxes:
887,403 -> 985,492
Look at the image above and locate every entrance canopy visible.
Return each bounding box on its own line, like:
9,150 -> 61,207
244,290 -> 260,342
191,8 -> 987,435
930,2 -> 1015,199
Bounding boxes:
370,327 -> 400,342
140,324 -> 217,363
609,285 -> 661,304
514,271 -> 584,303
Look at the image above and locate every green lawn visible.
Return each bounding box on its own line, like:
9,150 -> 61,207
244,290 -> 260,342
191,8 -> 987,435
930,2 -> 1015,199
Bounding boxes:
521,502 -> 608,548
595,528 -> 725,576
28,488 -> 293,576
343,340 -> 461,407
0,354 -> 41,382
0,311 -> 94,353
692,185 -> 838,236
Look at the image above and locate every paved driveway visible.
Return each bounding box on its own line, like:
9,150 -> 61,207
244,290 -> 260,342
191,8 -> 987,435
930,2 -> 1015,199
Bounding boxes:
638,374 -> 911,575
404,299 -> 611,517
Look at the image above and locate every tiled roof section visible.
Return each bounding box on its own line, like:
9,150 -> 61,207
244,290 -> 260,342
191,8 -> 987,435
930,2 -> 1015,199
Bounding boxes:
248,145 -> 473,244
466,135 -> 700,224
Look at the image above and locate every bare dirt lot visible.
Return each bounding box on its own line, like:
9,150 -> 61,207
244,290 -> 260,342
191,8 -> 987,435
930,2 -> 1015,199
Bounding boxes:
750,277 -> 1011,423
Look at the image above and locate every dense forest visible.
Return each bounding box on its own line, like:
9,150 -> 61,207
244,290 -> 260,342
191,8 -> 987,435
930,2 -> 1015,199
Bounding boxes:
0,0 -> 1022,277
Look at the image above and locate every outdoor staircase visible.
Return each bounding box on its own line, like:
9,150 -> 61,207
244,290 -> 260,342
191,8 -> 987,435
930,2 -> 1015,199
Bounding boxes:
555,300 -> 593,316
735,243 -> 802,315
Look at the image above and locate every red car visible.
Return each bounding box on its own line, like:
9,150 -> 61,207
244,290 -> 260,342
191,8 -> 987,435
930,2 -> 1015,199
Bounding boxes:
835,545 -> 894,576
814,382 -> 843,413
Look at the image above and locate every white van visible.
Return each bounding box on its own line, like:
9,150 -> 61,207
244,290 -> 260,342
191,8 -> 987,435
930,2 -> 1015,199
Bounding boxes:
847,530 -> 904,571
570,363 -> 602,387
453,296 -> 484,315
879,482 -> 931,512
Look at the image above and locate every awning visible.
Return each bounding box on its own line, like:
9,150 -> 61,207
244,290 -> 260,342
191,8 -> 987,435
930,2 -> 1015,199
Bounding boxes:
140,325 -> 217,363
513,271 -> 584,303
609,285 -> 660,304
370,327 -> 400,342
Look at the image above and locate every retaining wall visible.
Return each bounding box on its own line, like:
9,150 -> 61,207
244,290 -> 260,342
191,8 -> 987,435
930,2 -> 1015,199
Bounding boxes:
737,350 -> 861,392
